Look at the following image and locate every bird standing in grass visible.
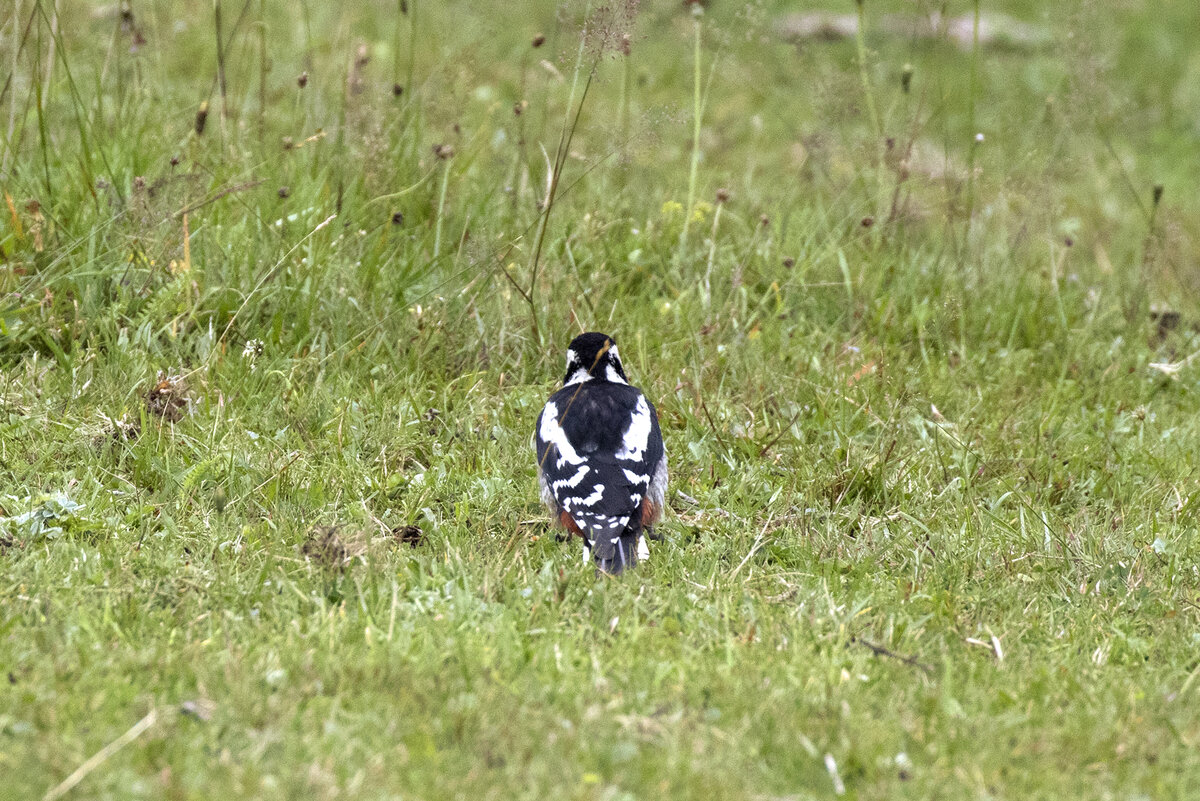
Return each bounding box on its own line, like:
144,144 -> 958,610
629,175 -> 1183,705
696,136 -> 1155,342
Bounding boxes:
534,332 -> 668,574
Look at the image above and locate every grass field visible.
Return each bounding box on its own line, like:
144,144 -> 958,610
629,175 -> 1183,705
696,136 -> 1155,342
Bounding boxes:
3,0 -> 1200,798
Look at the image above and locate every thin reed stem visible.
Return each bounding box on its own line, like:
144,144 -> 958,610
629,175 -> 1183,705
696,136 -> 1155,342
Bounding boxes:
433,160 -> 450,260
703,201 -> 723,307
526,5 -> 595,344
4,0 -> 30,177
679,7 -> 703,254
214,0 -> 228,133
393,0 -> 405,89
618,43 -> 631,168
257,0 -> 267,146
963,0 -> 981,232
854,0 -> 885,228
853,0 -> 881,141
405,0 -> 417,102
33,5 -> 53,198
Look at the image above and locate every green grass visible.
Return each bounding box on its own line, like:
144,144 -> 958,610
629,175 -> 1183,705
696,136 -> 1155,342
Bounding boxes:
3,1 -> 1200,798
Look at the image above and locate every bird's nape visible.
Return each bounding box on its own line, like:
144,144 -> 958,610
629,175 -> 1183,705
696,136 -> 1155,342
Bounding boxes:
563,331 -> 628,385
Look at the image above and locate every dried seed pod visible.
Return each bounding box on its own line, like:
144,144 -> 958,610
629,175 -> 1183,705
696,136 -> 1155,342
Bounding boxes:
195,101 -> 209,136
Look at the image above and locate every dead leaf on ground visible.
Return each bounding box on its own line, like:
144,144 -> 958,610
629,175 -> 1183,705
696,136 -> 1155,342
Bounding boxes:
392,524 -> 425,548
302,525 -> 348,569
146,371 -> 189,422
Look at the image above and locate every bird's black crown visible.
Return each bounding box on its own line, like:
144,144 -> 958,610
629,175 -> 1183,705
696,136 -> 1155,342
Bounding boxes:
563,332 -> 628,385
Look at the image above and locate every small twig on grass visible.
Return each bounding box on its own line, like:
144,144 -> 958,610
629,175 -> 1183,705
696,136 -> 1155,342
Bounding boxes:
730,513 -> 773,579
696,395 -> 731,457
757,410 -> 802,458
851,636 -> 933,674
173,179 -> 265,217
1099,135 -> 1150,225
43,709 -> 158,801
215,212 -> 337,349
496,252 -> 534,307
673,490 -> 743,522
965,634 -> 1004,662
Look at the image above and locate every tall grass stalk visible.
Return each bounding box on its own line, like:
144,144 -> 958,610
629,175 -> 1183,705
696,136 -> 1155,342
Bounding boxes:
41,0 -> 115,205
433,159 -> 450,261
963,0 -> 981,238
214,0 -> 229,135
1133,183 -> 1165,315
257,0 -> 267,145
853,0 -> 884,227
33,8 -> 54,198
853,0 -> 881,141
678,5 -> 703,255
4,0 -> 29,178
525,5 -> 595,343
299,0 -> 314,67
618,40 -> 631,166
703,199 -> 723,307
405,0 -> 417,102
392,0 -> 405,90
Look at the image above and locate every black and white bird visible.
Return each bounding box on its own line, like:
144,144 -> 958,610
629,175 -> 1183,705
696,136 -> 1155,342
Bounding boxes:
534,332 -> 668,574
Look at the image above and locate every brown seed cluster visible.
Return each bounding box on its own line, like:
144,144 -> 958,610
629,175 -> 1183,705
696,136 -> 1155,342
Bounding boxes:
585,1 -> 642,61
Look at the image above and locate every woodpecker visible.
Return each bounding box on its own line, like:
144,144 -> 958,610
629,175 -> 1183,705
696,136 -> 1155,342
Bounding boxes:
534,332 -> 667,574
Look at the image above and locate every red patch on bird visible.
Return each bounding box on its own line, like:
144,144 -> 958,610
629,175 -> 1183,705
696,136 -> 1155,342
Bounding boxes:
641,498 -> 661,527
559,510 -> 584,536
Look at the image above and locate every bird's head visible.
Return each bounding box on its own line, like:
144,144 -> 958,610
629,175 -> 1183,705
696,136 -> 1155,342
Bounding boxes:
563,332 -> 628,386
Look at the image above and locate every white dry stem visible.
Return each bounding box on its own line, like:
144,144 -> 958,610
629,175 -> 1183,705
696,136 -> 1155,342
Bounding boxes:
43,709 -> 158,801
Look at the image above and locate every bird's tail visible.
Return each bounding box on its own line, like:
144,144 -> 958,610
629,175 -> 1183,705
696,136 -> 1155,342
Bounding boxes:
589,522 -> 645,576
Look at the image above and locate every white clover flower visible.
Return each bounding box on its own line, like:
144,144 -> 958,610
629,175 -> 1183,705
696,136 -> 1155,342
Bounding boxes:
242,339 -> 264,370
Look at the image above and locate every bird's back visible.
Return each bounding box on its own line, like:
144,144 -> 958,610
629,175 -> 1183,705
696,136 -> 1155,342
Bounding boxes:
535,380 -> 663,547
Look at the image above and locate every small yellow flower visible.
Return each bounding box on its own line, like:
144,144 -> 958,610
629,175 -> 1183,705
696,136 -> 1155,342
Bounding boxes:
660,200 -> 683,217
690,201 -> 712,223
